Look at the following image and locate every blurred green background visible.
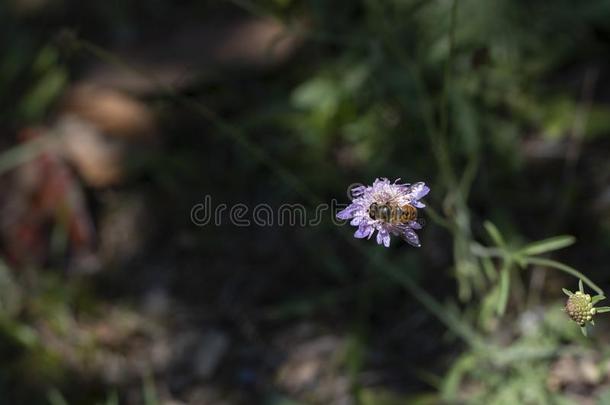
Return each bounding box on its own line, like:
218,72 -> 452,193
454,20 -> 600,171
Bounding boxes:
2,0 -> 610,404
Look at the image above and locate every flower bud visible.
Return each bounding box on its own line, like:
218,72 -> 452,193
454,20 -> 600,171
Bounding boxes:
565,291 -> 594,326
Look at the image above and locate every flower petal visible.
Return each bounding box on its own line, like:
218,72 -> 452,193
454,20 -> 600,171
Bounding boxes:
376,228 -> 391,247
354,223 -> 373,239
337,204 -> 358,220
373,178 -> 390,188
350,216 -> 362,226
406,182 -> 430,201
350,185 -> 367,198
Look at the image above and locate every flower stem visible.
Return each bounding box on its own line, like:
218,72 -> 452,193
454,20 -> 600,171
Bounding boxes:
525,257 -> 604,296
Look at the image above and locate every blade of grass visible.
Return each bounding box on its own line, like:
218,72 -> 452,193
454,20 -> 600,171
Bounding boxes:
484,221 -> 505,248
518,235 -> 575,256
480,256 -> 498,282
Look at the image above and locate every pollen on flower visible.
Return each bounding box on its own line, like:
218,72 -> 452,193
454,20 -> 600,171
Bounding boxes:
336,178 -> 429,248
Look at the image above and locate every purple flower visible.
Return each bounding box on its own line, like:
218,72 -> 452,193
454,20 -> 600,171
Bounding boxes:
337,178 -> 429,247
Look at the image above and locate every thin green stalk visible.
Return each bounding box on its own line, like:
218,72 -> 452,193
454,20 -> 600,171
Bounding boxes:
496,259 -> 511,315
428,0 -> 461,191
525,257 -> 604,296
459,154 -> 479,202
470,244 -> 504,258
439,0 -> 458,148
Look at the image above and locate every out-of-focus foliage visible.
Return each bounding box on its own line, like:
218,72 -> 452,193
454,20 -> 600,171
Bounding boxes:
0,4 -> 67,127
1,0 -> 610,403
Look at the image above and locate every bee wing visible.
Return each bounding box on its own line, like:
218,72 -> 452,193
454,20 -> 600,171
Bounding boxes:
386,223 -> 422,247
402,227 -> 421,247
409,218 -> 426,229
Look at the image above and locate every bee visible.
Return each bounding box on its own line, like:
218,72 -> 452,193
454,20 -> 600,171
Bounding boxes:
367,193 -> 425,247
368,201 -> 418,224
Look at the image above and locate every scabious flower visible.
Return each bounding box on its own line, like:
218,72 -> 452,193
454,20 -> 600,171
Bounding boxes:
336,178 -> 429,247
565,290 -> 595,326
562,281 -> 610,333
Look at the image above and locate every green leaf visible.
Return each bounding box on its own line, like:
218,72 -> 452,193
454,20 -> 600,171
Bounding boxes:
480,256 -> 497,282
515,254 -> 527,269
595,307 -> 610,313
592,295 -> 605,305
562,288 -> 573,297
496,265 -> 511,316
291,76 -> 340,116
484,221 -> 505,248
580,326 -> 588,337
579,279 -> 584,293
20,67 -> 67,122
519,235 -> 575,256
441,353 -> 477,402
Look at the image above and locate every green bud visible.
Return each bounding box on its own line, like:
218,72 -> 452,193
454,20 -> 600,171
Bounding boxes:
566,292 -> 594,326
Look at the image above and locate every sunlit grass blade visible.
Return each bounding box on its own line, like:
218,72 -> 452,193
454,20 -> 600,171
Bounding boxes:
518,235 -> 575,256
484,221 -> 505,248
525,257 -> 604,296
